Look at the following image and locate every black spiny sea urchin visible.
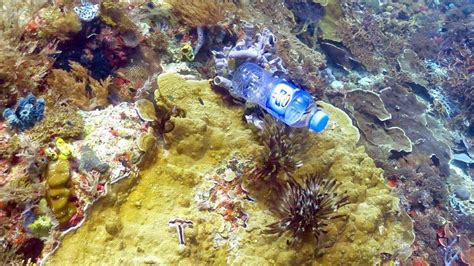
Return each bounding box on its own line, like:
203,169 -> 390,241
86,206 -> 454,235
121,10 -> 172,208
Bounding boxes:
249,115 -> 307,182
265,173 -> 350,245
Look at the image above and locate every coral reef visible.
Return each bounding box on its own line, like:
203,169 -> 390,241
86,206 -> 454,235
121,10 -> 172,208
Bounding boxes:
72,103 -> 143,183
344,89 -> 412,153
196,156 -> 253,229
0,176 -> 45,204
0,0 -> 472,265
0,1 -> 58,109
47,75 -> 413,265
338,16 -> 388,71
134,78 -> 186,144
0,40 -> 56,110
328,80 -> 454,263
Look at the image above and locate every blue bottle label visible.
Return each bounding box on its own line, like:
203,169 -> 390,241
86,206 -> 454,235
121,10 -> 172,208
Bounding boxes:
267,83 -> 297,116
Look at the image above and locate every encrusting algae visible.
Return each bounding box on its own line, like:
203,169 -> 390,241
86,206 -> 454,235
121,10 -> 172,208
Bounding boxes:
48,74 -> 414,265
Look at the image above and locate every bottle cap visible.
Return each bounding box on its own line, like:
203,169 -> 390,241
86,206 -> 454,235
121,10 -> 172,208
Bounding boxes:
309,110 -> 329,133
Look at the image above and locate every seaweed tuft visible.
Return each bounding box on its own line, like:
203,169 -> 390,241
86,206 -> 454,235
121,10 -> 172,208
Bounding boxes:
167,0 -> 236,27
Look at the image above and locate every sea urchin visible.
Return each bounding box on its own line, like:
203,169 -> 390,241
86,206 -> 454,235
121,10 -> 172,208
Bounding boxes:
265,173 -> 350,245
249,115 -> 307,182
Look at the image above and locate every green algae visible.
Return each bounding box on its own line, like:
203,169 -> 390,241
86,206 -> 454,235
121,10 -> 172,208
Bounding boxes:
47,74 -> 413,264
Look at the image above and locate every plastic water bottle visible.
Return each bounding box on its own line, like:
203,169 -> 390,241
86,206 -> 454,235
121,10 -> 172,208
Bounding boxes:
230,62 -> 329,133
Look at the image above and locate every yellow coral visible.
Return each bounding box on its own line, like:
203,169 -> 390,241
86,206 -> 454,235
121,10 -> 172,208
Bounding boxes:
55,138 -> 72,160
136,129 -> 158,168
180,43 -> 195,61
135,99 -> 158,122
49,75 -> 413,265
45,158 -> 77,225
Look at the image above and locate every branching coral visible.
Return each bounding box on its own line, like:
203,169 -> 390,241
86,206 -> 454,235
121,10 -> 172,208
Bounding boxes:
46,61 -> 111,110
338,18 -> 385,71
337,9 -> 410,72
265,173 -> 349,246
248,115 -> 307,183
0,1 -> 58,109
0,39 -> 57,109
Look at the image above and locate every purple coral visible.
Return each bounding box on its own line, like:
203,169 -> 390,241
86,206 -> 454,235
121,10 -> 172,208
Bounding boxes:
212,23 -> 287,91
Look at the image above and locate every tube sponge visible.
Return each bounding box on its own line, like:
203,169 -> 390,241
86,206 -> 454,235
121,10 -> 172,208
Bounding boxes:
2,94 -> 45,131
